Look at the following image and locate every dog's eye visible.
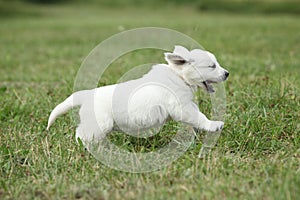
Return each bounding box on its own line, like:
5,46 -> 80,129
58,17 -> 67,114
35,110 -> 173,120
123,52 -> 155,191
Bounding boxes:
209,64 -> 216,69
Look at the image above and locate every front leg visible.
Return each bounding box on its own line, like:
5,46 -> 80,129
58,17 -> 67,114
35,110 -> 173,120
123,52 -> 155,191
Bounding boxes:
197,112 -> 224,132
171,103 -> 224,132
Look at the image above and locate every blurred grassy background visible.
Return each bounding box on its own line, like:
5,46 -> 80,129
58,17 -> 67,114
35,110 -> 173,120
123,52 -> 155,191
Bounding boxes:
1,0 -> 300,17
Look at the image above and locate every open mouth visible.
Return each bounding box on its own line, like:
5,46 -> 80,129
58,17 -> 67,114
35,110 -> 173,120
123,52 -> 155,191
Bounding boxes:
201,81 -> 215,93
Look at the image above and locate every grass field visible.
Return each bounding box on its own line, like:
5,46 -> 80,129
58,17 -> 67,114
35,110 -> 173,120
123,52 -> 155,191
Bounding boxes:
1,1 -> 300,199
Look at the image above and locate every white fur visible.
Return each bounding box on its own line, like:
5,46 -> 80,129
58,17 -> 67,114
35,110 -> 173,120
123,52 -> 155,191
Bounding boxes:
47,46 -> 229,144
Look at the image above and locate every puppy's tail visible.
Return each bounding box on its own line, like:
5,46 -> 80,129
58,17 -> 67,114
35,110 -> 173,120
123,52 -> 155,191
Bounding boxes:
47,90 -> 90,130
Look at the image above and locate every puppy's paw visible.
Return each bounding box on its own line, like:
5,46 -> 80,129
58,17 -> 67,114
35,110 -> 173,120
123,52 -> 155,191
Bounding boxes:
206,121 -> 224,132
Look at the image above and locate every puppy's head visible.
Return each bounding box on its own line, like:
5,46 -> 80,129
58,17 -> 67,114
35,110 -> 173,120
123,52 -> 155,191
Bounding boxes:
164,45 -> 229,93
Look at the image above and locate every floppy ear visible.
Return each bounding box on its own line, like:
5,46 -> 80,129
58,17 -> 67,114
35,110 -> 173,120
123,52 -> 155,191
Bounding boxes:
164,53 -> 187,65
174,45 -> 190,56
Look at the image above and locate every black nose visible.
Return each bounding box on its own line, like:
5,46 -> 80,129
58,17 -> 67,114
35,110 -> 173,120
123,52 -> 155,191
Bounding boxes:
224,71 -> 229,79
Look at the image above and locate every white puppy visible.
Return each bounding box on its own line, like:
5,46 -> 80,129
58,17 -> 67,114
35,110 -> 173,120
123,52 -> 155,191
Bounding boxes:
47,46 -> 229,144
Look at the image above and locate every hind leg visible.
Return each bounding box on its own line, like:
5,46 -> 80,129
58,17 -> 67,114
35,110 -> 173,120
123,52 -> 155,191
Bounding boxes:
76,120 -> 113,144
75,108 -> 113,145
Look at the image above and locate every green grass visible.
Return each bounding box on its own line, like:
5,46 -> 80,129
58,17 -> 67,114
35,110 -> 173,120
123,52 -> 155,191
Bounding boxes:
0,2 -> 300,200
198,0 -> 300,15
